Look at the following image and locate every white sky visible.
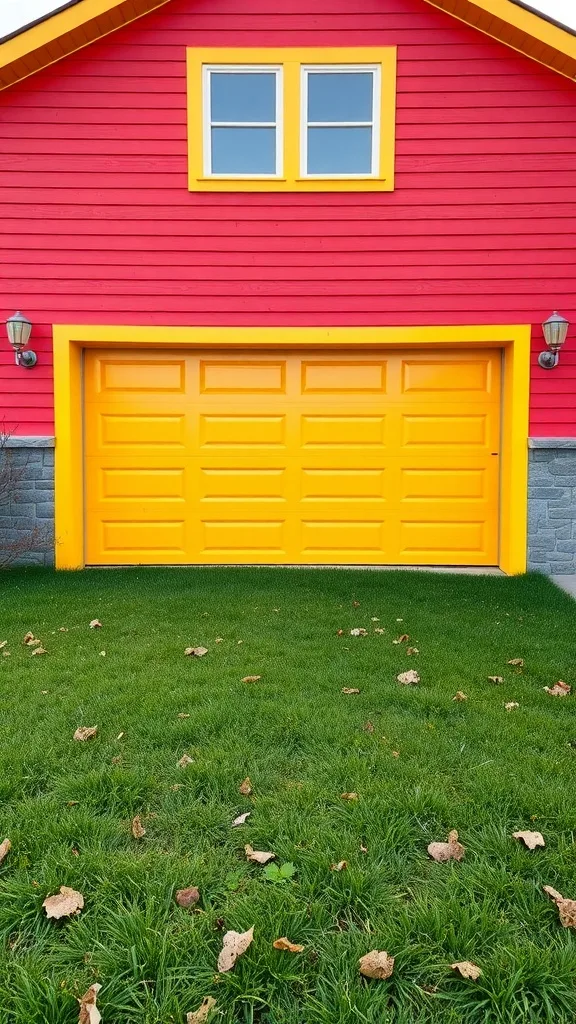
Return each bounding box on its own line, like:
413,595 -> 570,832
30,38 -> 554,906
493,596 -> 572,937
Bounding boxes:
0,0 -> 575,36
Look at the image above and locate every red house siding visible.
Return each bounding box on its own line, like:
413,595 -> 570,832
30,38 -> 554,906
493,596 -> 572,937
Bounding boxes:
0,0 -> 575,436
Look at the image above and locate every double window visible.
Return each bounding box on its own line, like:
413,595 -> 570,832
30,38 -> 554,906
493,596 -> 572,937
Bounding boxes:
188,48 -> 396,192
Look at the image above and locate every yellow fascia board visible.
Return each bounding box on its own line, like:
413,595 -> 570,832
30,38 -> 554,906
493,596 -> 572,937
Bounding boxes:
187,46 -> 397,193
53,323 -> 530,574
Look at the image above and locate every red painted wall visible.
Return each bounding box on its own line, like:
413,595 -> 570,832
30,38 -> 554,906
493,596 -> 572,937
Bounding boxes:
0,0 -> 575,436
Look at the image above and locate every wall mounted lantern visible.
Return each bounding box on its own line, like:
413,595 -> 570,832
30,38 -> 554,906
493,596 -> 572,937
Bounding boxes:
538,311 -> 570,369
5,311 -> 37,368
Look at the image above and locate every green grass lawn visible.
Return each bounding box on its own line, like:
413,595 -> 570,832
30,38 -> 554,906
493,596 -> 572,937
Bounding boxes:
1,567 -> 576,1024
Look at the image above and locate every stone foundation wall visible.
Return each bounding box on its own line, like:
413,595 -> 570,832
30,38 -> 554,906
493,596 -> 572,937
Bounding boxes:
0,437 -> 54,567
527,439 -> 576,574
2,436 -> 576,573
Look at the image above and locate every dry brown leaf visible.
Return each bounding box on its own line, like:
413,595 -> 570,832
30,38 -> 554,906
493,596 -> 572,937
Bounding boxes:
350,628 -> 368,637
397,670 -> 420,685
374,627 -> 386,634
508,658 -> 524,667
406,646 -> 419,655
340,792 -> 358,801
245,844 -> 275,865
31,646 -> 48,656
362,721 -> 375,733
331,860 -> 348,872
185,646 -> 208,657
450,961 -> 482,980
543,885 -> 576,927
131,815 -> 146,839
0,838 -> 11,865
488,676 -> 504,684
89,619 -> 102,629
242,675 -> 261,683
428,830 -> 465,862
78,983 -> 102,1024
186,997 -> 217,1024
232,811 -> 251,826
513,830 -> 545,850
0,641 -> 7,649
217,926 -> 254,972
505,702 -> 519,711
43,885 -> 84,919
273,937 -> 304,952
2,651 -> 10,657
178,753 -> 194,768
452,691 -> 468,702
392,750 -> 400,758
176,885 -> 200,908
73,726 -> 98,742
342,687 -> 360,695
23,632 -> 38,645
239,777 -> 252,795
544,681 -> 571,697
178,713 -> 191,719
358,949 -> 395,980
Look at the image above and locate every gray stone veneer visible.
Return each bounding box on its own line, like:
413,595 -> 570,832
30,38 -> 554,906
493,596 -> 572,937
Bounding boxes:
1,436 -> 576,573
528,439 -> 576,574
0,437 -> 54,566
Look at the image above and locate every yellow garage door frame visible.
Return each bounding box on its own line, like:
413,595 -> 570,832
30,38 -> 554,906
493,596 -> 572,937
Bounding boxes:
53,324 -> 531,574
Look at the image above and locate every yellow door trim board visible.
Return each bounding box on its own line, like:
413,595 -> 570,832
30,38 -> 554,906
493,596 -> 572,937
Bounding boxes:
53,324 -> 530,574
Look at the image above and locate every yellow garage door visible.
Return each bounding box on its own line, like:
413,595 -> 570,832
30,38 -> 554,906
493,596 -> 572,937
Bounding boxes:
84,347 -> 501,565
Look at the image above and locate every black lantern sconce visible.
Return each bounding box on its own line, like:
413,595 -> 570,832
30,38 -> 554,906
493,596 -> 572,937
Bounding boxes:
538,311 -> 570,370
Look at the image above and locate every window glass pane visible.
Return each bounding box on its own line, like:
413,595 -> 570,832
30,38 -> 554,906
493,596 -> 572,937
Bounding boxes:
307,72 -> 373,123
210,72 -> 276,123
307,126 -> 372,174
211,126 -> 276,174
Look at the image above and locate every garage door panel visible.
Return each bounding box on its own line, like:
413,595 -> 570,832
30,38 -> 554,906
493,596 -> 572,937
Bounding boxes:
84,347 -> 500,566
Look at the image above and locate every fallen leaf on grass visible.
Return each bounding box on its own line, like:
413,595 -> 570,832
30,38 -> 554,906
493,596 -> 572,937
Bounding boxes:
544,681 -> 571,697
0,641 -> 7,649
43,886 -> 84,919
374,628 -> 386,634
178,713 -> 191,719
185,646 -> 208,657
178,753 -> 194,768
362,721 -> 375,733
73,726 -> 98,742
232,811 -> 251,827
359,950 -> 395,980
393,634 -> 410,645
406,646 -> 419,655
0,838 -> 11,864
397,670 -> 420,685
2,651 -> 10,657
450,961 -> 482,980
245,844 -> 275,865
176,886 -> 200,908
23,632 -> 40,646
239,777 -> 252,795
342,687 -> 360,695
217,927 -> 254,972
242,675 -> 261,683
331,860 -> 348,872
452,691 -> 468,702
508,658 -> 524,667
186,997 -> 217,1024
488,676 -> 504,684
89,619 -> 102,629
513,830 -> 545,850
428,830 -> 465,862
341,792 -> 358,801
273,937 -> 304,952
78,983 -> 101,1024
505,702 -> 519,711
392,750 -> 400,758
350,628 -> 367,637
543,885 -> 576,927
131,815 -> 146,839
31,647 -> 47,656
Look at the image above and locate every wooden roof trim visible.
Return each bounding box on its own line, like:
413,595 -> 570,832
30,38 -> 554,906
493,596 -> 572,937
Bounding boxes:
0,0 -> 172,90
1,0 -> 576,91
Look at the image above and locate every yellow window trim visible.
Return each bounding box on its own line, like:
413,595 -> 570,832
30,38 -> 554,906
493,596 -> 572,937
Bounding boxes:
53,323 -> 530,574
186,47 -> 397,192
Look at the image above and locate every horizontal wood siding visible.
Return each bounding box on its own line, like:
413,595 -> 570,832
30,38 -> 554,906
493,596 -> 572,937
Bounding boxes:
0,0 -> 575,435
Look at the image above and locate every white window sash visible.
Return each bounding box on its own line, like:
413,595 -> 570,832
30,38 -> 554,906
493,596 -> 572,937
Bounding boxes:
300,64 -> 381,179
202,64 -> 283,179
